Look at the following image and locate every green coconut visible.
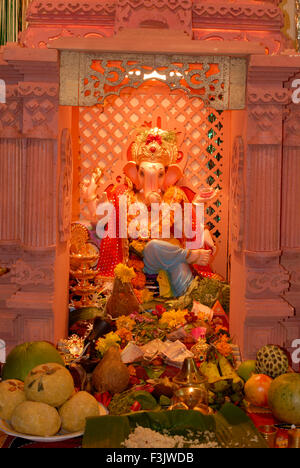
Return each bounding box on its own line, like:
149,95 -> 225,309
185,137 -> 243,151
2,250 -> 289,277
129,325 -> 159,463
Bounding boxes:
1,341 -> 65,382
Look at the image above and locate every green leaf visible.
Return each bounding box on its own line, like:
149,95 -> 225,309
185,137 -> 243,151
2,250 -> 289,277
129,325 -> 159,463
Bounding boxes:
83,410 -> 216,448
144,366 -> 165,379
82,404 -> 268,448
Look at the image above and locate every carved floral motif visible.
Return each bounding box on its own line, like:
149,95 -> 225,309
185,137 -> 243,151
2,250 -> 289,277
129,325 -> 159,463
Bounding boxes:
27,1 -> 116,19
19,82 -> 59,138
192,2 -> 283,24
0,85 -> 22,137
246,87 -> 289,144
247,88 -> 290,105
246,267 -> 290,297
82,54 -> 230,108
18,82 -> 59,98
116,0 -> 192,34
283,104 -> 300,146
12,260 -> 54,287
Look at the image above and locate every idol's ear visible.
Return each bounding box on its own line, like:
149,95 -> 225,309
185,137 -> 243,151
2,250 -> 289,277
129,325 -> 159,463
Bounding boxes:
123,161 -> 140,188
164,164 -> 183,189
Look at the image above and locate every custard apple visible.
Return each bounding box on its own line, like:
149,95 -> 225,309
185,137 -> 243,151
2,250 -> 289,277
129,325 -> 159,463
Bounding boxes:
256,345 -> 289,379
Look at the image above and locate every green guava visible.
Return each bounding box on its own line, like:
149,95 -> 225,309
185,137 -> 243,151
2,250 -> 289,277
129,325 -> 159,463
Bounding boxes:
237,360 -> 257,382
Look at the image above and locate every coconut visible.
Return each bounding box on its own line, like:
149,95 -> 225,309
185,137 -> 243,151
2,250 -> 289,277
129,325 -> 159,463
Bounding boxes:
2,341 -> 65,382
92,346 -> 130,394
24,363 -> 74,407
0,379 -> 26,420
59,391 -> 100,432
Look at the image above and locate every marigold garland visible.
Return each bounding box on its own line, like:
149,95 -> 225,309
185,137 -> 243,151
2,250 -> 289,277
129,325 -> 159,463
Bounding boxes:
214,334 -> 233,357
114,263 -> 136,283
116,327 -> 133,346
131,271 -> 146,289
116,315 -> 135,331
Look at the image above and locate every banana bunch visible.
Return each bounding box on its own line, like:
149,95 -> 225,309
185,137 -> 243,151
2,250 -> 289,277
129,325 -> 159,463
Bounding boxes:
200,354 -> 245,410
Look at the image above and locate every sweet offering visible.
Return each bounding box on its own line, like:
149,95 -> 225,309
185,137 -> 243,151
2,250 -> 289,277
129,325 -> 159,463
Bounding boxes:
59,391 -> 100,432
0,380 -> 26,420
11,401 -> 61,437
24,363 -> 74,407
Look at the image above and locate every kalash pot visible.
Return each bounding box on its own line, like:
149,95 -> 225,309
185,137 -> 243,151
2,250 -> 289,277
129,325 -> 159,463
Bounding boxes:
172,358 -> 210,414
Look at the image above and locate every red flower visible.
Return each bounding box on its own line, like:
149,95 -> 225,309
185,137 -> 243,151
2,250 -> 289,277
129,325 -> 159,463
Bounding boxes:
131,401 -> 142,412
129,375 -> 141,386
146,134 -> 162,145
94,391 -> 112,407
184,311 -> 198,323
154,304 -> 166,317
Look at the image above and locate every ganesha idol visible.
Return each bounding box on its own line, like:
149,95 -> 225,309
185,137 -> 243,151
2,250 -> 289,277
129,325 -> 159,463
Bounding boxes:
83,127 -> 217,300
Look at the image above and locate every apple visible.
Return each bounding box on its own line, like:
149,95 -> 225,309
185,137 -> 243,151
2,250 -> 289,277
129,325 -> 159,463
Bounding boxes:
244,374 -> 273,408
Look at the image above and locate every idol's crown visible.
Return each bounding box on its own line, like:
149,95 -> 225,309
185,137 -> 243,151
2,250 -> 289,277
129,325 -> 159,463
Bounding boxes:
131,127 -> 178,166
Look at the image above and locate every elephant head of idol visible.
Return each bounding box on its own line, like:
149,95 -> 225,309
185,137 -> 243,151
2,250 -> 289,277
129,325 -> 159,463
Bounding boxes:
123,127 -> 184,205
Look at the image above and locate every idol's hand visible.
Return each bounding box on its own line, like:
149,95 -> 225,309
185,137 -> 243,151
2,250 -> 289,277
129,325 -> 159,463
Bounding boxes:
204,228 -> 216,255
187,248 -> 211,266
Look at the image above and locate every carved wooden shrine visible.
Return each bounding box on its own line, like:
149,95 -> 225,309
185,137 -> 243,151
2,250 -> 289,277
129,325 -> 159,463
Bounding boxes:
0,0 -> 300,361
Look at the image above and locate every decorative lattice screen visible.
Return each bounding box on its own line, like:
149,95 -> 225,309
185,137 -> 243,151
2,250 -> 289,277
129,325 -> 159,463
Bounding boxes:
78,87 -> 229,278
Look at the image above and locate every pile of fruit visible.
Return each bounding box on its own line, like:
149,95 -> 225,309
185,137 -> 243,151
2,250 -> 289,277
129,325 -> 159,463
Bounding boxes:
1,337 -> 300,437
200,353 -> 244,410
0,342 -> 102,437
237,344 -> 300,425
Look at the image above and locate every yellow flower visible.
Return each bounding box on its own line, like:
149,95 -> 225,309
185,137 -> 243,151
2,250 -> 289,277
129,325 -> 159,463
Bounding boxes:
95,332 -> 121,356
114,263 -> 136,283
130,240 -> 146,254
116,315 -> 135,331
95,338 -> 107,356
159,309 -> 188,329
105,331 -> 121,346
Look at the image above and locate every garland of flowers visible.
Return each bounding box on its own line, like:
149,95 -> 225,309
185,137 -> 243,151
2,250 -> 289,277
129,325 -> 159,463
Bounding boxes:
93,303 -> 235,364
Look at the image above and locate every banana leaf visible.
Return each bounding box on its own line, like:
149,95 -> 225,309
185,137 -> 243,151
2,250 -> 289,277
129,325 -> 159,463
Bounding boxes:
82,403 -> 268,448
215,403 -> 268,448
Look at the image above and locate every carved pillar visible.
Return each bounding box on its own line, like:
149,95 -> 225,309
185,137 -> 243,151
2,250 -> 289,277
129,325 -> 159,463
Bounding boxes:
279,92 -> 300,364
281,99 -> 300,312
0,78 -> 25,318
23,139 -> 57,249
0,45 -> 71,351
230,56 -> 295,359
